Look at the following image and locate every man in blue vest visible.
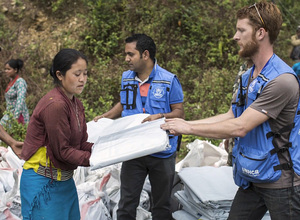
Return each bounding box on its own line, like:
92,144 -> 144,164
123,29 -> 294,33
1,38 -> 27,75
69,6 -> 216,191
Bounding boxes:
161,2 -> 300,219
94,33 -> 184,220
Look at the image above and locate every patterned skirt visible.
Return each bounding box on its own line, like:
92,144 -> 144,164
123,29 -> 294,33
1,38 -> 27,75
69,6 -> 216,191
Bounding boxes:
20,168 -> 80,220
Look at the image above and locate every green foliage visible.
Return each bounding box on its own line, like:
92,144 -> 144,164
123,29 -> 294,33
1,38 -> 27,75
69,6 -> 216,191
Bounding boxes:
183,67 -> 234,120
83,0 -> 125,59
276,0 -> 300,30
51,0 -> 67,12
2,110 -> 27,143
1,0 -> 299,149
0,13 -> 7,38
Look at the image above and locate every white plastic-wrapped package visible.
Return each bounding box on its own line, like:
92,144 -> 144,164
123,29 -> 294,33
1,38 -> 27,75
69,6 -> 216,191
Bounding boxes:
87,114 -> 151,143
179,166 -> 238,202
0,147 -> 22,220
88,114 -> 169,170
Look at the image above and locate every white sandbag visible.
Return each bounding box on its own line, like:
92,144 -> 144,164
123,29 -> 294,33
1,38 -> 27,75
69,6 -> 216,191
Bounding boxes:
0,168 -> 21,220
5,147 -> 24,170
0,147 -> 22,219
0,209 -> 21,220
136,206 -> 152,220
73,166 -> 89,186
78,173 -> 112,220
110,190 -> 151,220
0,169 -> 16,196
88,114 -> 169,170
176,140 -> 228,172
172,210 -> 197,220
0,147 -> 24,170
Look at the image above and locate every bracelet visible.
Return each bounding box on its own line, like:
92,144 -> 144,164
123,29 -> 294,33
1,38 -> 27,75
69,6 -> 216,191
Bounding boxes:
160,113 -> 165,118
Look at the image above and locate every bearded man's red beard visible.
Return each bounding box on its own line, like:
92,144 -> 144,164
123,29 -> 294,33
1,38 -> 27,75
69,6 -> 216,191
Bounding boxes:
238,36 -> 259,58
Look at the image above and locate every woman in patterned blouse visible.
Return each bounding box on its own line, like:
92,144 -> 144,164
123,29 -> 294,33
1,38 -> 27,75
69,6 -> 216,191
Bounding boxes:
1,58 -> 30,125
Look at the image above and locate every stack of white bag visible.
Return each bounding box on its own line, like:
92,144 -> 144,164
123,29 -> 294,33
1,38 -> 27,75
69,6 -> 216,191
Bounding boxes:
175,166 -> 237,220
172,140 -> 233,220
0,146 -> 24,220
172,140 -> 271,220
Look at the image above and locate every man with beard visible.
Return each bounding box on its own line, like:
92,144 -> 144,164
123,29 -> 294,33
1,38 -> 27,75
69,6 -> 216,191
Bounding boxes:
161,2 -> 300,219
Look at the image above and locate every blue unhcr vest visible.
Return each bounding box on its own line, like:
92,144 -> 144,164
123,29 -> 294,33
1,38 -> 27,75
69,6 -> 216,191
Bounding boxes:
232,54 -> 300,189
120,65 -> 178,158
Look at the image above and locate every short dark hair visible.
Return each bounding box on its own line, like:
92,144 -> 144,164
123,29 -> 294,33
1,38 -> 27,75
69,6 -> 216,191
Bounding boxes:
125,34 -> 156,61
50,48 -> 88,85
5,59 -> 24,73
